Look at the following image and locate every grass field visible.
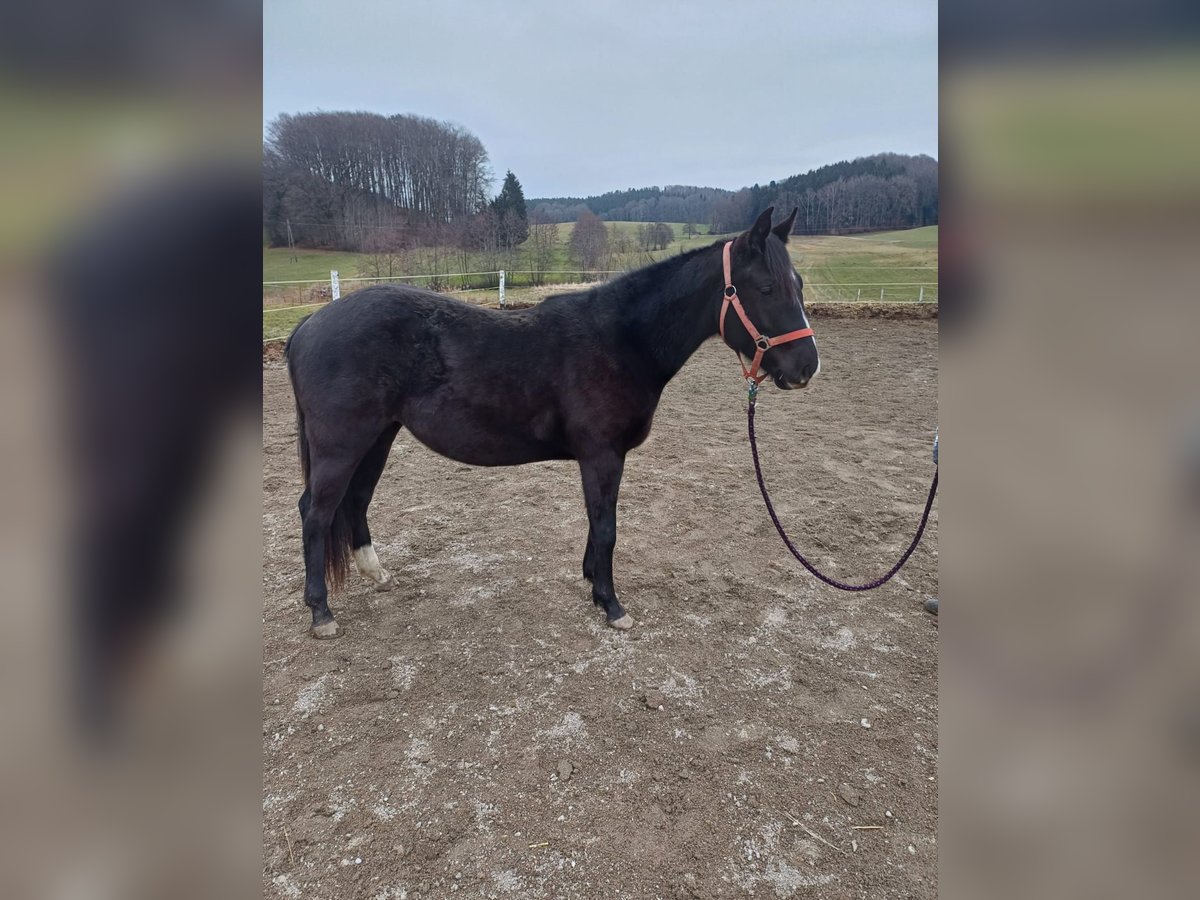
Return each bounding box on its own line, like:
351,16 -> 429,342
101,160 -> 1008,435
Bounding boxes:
850,224 -> 939,248
263,248 -> 374,283
264,224 -> 937,339
788,227 -> 938,304
262,304 -> 319,342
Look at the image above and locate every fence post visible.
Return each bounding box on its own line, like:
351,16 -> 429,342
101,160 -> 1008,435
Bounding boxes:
857,288 -> 861,302
919,286 -> 924,303
499,270 -> 506,308
880,287 -> 884,301
331,270 -> 341,301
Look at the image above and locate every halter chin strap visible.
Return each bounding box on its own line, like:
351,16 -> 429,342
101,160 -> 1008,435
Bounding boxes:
719,240 -> 814,387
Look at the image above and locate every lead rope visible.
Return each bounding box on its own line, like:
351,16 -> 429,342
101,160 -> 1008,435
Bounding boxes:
746,384 -> 938,591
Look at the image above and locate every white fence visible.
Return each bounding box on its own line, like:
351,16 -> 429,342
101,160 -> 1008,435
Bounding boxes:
264,268 -> 938,315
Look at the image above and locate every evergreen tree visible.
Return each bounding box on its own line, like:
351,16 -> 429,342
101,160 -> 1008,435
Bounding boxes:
490,170 -> 529,247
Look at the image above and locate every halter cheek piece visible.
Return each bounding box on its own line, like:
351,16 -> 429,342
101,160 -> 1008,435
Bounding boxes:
719,240 -> 814,387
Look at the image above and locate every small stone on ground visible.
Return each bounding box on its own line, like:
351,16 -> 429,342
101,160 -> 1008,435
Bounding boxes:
838,783 -> 862,807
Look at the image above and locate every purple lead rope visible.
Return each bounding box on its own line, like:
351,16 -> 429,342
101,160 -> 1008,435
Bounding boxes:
747,395 -> 938,591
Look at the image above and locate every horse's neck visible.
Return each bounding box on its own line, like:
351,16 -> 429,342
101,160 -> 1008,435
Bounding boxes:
629,252 -> 723,384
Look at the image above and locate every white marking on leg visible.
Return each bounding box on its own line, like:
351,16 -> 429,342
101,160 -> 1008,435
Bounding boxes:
353,543 -> 393,590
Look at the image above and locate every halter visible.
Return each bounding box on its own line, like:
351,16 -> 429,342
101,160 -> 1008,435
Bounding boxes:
719,240 -> 814,388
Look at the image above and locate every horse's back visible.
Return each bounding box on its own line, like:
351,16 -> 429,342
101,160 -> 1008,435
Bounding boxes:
286,285 -> 572,415
290,284 -> 495,347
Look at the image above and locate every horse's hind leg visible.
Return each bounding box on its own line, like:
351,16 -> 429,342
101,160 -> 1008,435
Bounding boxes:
582,525 -> 595,581
298,453 -> 359,637
347,424 -> 401,590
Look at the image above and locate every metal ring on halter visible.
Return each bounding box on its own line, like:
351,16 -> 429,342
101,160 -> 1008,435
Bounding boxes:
754,335 -> 771,351
724,285 -> 737,298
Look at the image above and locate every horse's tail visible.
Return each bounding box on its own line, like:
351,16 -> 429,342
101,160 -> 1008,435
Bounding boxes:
287,319 -> 312,486
294,399 -> 312,486
324,501 -> 353,591
287,315 -> 351,589
293,400 -> 353,589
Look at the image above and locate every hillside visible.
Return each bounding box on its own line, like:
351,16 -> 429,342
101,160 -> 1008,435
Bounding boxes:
530,153 -> 938,235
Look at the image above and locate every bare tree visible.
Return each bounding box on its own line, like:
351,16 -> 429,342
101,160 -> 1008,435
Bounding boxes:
357,228 -> 408,278
638,222 -> 672,251
424,223 -> 450,290
607,225 -> 636,270
568,209 -> 608,272
529,212 -> 560,285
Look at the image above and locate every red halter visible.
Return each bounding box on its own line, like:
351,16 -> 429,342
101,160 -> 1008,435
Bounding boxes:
719,240 -> 814,386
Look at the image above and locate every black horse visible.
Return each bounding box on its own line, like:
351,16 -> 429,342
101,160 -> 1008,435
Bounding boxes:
286,207 -> 819,637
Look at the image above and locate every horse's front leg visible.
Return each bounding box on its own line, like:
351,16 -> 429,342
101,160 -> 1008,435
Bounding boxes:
579,452 -> 632,630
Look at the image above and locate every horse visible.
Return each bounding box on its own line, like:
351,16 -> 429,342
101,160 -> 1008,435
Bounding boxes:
285,207 -> 819,638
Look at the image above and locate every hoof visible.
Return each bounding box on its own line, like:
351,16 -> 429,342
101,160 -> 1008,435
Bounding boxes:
371,571 -> 395,592
310,620 -> 340,639
608,614 -> 634,631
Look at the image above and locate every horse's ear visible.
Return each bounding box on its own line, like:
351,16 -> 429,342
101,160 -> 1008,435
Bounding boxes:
748,207 -> 775,251
772,207 -> 798,243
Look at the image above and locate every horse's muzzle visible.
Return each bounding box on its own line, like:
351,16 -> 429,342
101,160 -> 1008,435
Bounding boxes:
773,373 -> 810,390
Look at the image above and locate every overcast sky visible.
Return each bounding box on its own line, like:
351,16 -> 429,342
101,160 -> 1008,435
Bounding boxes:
264,1 -> 937,198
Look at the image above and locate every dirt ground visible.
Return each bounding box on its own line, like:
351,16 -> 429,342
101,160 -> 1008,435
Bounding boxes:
262,318 -> 939,899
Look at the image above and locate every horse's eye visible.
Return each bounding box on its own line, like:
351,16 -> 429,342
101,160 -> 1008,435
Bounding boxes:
759,284 -> 773,294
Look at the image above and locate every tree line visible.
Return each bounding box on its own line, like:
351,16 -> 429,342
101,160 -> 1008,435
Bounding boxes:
532,153 -> 938,235
530,184 -> 734,228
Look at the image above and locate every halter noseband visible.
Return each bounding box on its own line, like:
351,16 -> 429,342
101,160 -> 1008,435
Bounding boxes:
719,240 -> 814,387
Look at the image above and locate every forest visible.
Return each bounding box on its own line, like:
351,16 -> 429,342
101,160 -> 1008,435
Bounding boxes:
262,110 -> 937,250
530,154 -> 938,235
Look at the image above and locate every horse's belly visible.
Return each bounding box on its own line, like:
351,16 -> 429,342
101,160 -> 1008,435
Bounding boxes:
411,431 -> 567,466
403,403 -> 569,466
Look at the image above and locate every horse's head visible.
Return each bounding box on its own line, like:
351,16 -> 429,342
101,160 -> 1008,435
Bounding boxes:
721,207 -> 820,390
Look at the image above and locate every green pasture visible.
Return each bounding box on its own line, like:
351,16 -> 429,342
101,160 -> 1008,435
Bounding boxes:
849,225 -> 939,248
788,226 -> 939,303
263,248 -> 374,283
